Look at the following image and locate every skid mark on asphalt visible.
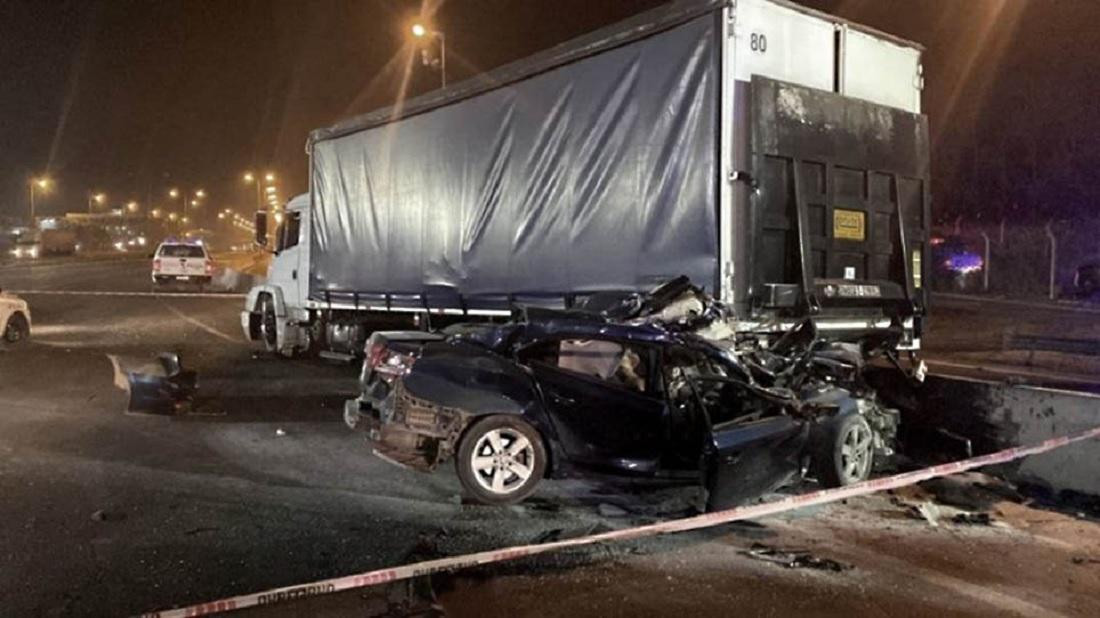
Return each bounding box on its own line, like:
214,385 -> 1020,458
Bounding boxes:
158,299 -> 239,343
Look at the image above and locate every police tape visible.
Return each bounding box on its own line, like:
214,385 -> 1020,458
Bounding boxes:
137,425 -> 1100,618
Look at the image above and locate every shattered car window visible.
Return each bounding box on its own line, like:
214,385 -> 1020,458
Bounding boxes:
559,339 -> 623,380
520,338 -> 648,392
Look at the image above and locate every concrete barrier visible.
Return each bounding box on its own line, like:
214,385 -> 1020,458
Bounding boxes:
891,373 -> 1100,495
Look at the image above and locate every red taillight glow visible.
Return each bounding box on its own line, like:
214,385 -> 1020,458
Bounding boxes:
153,259 -> 161,271
205,261 -> 215,275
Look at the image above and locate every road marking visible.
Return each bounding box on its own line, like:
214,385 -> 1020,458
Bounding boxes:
158,300 -> 239,343
8,290 -> 245,299
136,425 -> 1100,618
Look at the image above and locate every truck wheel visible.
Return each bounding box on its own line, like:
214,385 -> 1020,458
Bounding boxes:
3,313 -> 29,346
813,413 -> 874,488
258,295 -> 279,352
455,416 -> 546,505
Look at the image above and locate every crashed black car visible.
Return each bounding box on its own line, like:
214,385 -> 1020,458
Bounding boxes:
345,279 -> 900,510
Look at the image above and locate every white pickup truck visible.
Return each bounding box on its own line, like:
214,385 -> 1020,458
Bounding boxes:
152,241 -> 214,290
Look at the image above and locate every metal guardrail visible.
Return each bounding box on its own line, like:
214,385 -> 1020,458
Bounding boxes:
1004,332 -> 1100,356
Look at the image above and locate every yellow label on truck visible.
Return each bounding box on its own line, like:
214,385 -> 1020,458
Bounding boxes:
834,209 -> 866,241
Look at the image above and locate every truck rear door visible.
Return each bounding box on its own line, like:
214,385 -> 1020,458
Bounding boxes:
748,76 -> 929,329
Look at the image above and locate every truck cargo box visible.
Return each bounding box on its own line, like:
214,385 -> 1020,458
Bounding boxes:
307,0 -> 928,334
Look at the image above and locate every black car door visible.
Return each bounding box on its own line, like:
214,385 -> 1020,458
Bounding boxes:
525,339 -> 667,475
702,394 -> 808,511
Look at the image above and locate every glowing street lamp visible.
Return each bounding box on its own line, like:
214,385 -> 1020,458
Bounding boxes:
195,189 -> 206,198
411,22 -> 446,87
29,176 -> 52,224
168,188 -> 179,199
88,192 -> 106,215
264,172 -> 275,183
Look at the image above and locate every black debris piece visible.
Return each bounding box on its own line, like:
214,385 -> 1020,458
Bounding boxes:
741,543 -> 852,572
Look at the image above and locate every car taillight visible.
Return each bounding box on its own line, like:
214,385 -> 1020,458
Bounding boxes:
153,259 -> 161,271
205,261 -> 215,275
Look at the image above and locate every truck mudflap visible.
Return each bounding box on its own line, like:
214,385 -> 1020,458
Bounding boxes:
746,76 -> 930,332
870,369 -> 1100,497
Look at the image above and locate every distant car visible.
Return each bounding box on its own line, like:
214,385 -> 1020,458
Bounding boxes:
10,237 -> 40,260
0,288 -> 31,347
1072,261 -> 1100,300
152,241 -> 214,290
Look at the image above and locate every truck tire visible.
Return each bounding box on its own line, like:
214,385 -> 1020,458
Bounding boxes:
258,294 -> 279,352
2,313 -> 29,346
813,413 -> 874,488
455,415 -> 546,506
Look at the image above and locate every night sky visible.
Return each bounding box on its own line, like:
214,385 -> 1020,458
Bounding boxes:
3,0 -> 1098,226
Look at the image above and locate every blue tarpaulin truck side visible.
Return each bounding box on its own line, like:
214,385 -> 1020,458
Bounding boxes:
244,0 -> 930,357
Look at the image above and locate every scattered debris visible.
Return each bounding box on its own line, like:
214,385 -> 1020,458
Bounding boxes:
126,352 -> 197,414
184,527 -> 219,536
1071,556 -> 1100,566
90,510 -> 126,523
741,543 -> 852,572
951,512 -> 993,526
597,503 -> 629,518
894,500 -> 942,526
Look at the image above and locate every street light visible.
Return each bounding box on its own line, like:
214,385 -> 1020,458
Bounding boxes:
411,22 -> 446,87
195,189 -> 205,198
88,192 -> 106,215
126,201 -> 139,213
264,172 -> 275,183
168,188 -> 179,199
29,177 -> 52,225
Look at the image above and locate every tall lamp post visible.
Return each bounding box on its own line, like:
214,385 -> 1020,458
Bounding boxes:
243,171 -> 274,212
29,177 -> 51,225
88,191 -> 106,215
411,22 -> 446,88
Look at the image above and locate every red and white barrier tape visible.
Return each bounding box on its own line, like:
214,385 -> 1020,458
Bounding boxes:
138,426 -> 1100,618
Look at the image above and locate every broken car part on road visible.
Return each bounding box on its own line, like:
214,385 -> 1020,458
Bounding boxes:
125,352 -> 198,414
345,278 -> 905,509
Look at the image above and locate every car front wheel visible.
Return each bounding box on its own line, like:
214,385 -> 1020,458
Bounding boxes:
455,415 -> 546,505
813,413 -> 875,488
3,313 -> 29,346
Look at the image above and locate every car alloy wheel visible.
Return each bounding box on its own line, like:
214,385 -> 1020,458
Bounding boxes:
471,428 -> 535,495
456,415 -> 546,505
838,420 -> 874,484
813,413 -> 875,488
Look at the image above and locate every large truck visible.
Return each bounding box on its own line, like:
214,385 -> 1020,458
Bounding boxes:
242,0 -> 930,358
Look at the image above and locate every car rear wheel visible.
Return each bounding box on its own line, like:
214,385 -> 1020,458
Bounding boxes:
813,413 -> 874,488
455,416 -> 546,505
3,313 -> 29,346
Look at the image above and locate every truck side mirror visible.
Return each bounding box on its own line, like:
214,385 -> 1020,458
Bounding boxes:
254,211 -> 268,248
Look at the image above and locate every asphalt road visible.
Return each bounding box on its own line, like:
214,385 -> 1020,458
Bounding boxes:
1,257 -> 659,616
3,257 -> 1099,617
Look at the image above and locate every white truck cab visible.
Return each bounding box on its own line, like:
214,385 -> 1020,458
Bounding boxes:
241,195 -> 314,356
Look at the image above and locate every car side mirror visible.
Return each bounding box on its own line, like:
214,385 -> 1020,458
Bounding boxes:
254,211 -> 268,248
